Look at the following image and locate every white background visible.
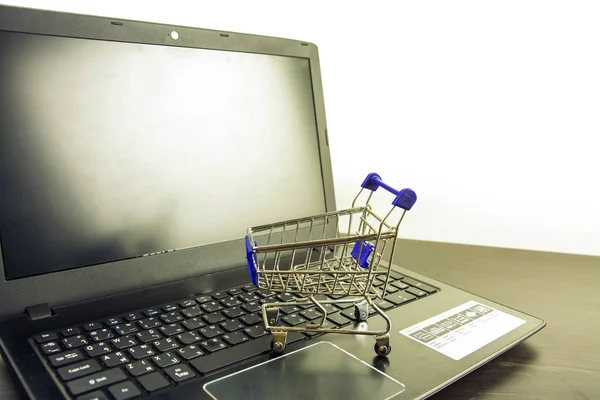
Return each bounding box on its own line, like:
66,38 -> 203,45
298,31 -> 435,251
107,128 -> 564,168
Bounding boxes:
2,0 -> 599,256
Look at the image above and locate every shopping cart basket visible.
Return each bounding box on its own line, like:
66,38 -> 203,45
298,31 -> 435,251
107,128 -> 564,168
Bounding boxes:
245,173 -> 417,356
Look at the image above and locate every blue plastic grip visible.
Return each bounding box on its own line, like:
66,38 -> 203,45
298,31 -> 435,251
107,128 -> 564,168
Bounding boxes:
360,172 -> 417,210
393,188 -> 417,210
245,236 -> 258,285
351,241 -> 375,268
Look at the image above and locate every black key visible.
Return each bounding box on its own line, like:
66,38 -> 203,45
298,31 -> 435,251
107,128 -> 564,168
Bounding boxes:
84,342 -> 113,357
402,277 -> 436,293
143,308 -> 161,317
195,295 -> 212,304
341,309 -> 361,321
176,331 -> 202,345
159,323 -> 184,337
101,351 -> 129,368
242,284 -> 257,292
126,359 -> 155,377
111,336 -> 138,350
89,329 -> 114,342
321,304 -> 339,314
200,301 -> 223,313
300,308 -> 323,321
137,372 -> 170,392
282,313 -> 306,326
181,306 -> 202,318
203,311 -> 226,325
280,305 -> 300,314
211,291 -> 228,300
67,368 -> 127,396
389,271 -> 405,280
108,380 -> 141,400
181,317 -> 205,331
238,294 -> 260,303
373,299 -> 395,310
219,297 -> 242,308
200,338 -> 227,353
160,311 -> 183,324
124,312 -> 142,322
40,341 -> 62,355
241,301 -> 261,313
179,299 -> 197,308
190,336 -> 273,375
334,302 -> 354,310
276,293 -> 295,302
223,306 -> 245,319
63,335 -> 89,349
161,303 -> 179,312
153,337 -> 179,352
152,352 -> 180,368
136,329 -> 162,343
384,291 -> 416,306
243,325 -> 269,339
114,323 -> 138,336
227,287 -> 243,296
49,349 -> 84,367
57,359 -> 102,381
391,280 -> 409,290
220,319 -> 245,332
82,322 -> 103,332
327,313 -> 351,327
255,289 -> 276,298
61,327 -> 81,337
177,344 -> 204,360
128,344 -> 155,360
381,285 -> 399,294
406,287 -> 428,297
104,317 -> 122,327
199,325 -> 223,339
239,313 -> 262,326
222,331 -> 249,346
77,390 -> 109,400
34,332 -> 58,344
165,364 -> 196,383
138,317 -> 161,330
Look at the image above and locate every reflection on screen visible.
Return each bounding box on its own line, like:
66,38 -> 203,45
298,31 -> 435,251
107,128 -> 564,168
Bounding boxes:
0,31 -> 325,280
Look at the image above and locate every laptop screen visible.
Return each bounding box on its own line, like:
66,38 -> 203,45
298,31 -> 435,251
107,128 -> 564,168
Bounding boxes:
0,31 -> 326,280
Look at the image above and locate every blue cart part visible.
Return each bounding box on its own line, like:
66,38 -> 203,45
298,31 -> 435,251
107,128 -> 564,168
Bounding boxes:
361,172 -> 417,210
245,236 -> 258,285
351,241 -> 375,268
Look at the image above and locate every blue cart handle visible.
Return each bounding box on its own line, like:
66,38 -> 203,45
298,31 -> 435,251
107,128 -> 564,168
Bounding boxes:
360,172 -> 417,210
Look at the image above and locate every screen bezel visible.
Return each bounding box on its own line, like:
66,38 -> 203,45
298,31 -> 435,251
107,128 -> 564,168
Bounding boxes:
0,5 -> 336,318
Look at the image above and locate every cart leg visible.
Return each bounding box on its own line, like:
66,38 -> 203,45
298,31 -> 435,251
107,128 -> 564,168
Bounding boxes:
374,334 -> 392,357
354,299 -> 369,321
265,307 -> 280,327
271,331 -> 288,354
306,295 -> 328,329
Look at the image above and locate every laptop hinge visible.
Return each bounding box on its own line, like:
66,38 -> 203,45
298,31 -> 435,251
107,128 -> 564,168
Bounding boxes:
25,303 -> 54,321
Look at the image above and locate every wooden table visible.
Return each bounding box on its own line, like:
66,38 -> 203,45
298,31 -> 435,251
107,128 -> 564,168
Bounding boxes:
2,240 -> 599,399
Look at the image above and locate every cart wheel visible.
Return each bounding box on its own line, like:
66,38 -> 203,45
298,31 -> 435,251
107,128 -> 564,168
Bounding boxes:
354,301 -> 369,321
271,340 -> 286,354
374,342 -> 392,357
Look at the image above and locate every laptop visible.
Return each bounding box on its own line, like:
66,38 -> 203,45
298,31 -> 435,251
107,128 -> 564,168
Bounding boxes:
0,4 -> 545,400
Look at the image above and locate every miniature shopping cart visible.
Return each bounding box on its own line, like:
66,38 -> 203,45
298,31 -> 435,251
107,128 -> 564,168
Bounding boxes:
245,173 -> 417,356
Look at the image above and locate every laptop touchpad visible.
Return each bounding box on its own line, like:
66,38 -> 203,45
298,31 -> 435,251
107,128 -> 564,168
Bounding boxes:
203,341 -> 405,399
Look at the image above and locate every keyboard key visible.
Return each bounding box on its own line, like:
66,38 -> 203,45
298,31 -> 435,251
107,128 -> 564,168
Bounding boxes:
84,342 -> 113,357
190,336 -> 272,375
34,332 -> 58,343
255,289 -> 275,298
40,341 -> 62,355
181,317 -> 205,331
406,287 -> 427,297
384,291 -> 416,305
327,314 -> 351,327
199,325 -> 223,339
143,308 -> 161,317
114,323 -> 138,336
239,313 -> 262,326
389,271 -> 405,280
200,338 -> 227,353
103,317 -> 122,327
219,297 -> 242,308
179,299 -> 196,308
227,287 -> 243,296
223,306 -> 245,319
137,372 -> 169,392
200,301 -> 223,313
101,351 -> 129,368
243,325 -> 269,339
111,336 -> 138,350
161,303 -> 179,312
63,335 -> 89,349
300,308 -> 323,321
181,306 -> 202,318
241,284 -> 257,292
77,390 -> 108,400
211,291 -> 228,300
391,280 -> 409,290
152,352 -> 180,368
222,331 -> 249,346
138,317 -> 161,330
282,313 -> 306,326
220,319 -> 245,332
108,380 -> 141,400
153,337 -> 179,352
159,323 -> 184,337
136,329 -> 162,343
57,359 -> 101,381
49,349 -> 85,367
238,294 -> 260,303
382,285 -> 399,294
177,345 -> 204,360
89,329 -> 114,342
67,367 -> 126,395
82,322 -> 103,332
276,293 -> 296,302
61,327 -> 81,337
280,305 -> 300,314
124,312 -> 142,322
203,311 -> 226,325
195,295 -> 211,304
333,302 -> 354,310
164,364 -> 196,383
241,301 -> 261,313
373,299 -> 395,310
128,344 -> 155,360
176,331 -> 202,345
160,311 -> 183,324
125,359 -> 154,377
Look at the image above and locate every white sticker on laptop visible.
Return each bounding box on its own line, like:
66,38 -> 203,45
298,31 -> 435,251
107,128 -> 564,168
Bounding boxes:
400,300 -> 526,360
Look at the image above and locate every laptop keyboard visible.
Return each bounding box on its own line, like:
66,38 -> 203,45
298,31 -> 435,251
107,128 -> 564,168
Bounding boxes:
31,271 -> 438,399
